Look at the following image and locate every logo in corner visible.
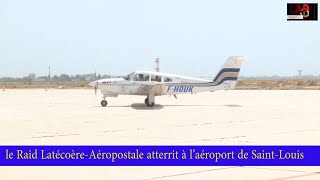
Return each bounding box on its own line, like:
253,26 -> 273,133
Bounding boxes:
287,3 -> 318,21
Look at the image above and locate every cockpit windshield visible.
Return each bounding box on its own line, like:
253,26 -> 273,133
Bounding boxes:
123,72 -> 134,80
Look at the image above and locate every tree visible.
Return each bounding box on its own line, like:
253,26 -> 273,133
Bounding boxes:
60,74 -> 72,81
53,75 -> 59,81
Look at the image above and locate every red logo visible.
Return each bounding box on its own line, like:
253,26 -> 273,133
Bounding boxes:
295,4 -> 310,18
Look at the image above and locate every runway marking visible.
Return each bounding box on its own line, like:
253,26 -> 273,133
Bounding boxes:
176,135 -> 247,144
271,172 -> 320,180
142,166 -> 240,180
31,133 -> 79,139
272,129 -> 320,135
101,122 -> 214,135
103,130 -> 126,133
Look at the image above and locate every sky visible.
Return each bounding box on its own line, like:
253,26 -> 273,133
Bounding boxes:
0,0 -> 319,77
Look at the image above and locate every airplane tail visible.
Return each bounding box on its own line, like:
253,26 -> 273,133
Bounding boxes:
212,56 -> 245,89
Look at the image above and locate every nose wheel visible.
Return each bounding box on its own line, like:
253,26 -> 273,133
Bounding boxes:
101,100 -> 108,107
144,97 -> 155,107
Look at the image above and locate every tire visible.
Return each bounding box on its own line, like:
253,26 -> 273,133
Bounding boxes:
101,100 -> 108,107
145,97 -> 155,107
147,102 -> 155,107
145,98 -> 148,105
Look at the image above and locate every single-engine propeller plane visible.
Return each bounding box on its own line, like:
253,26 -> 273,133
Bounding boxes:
89,56 -> 245,107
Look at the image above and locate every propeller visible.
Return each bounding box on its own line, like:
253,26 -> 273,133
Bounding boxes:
94,81 -> 98,95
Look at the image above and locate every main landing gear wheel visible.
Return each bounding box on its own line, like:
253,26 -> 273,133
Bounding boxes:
144,98 -> 148,105
144,97 -> 155,107
101,100 -> 108,107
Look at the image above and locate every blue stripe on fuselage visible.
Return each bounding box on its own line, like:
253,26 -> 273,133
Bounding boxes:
166,76 -> 238,87
213,68 -> 240,82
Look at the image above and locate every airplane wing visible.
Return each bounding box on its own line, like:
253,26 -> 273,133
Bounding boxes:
131,83 -> 166,95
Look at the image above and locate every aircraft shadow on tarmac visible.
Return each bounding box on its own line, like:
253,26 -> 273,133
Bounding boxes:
93,104 -> 242,110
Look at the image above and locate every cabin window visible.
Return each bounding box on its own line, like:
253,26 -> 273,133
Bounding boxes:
133,73 -> 150,81
123,72 -> 134,80
164,77 -> 172,82
151,75 -> 161,82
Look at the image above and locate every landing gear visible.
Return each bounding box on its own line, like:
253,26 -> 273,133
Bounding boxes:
101,100 -> 108,107
144,97 -> 155,107
144,98 -> 148,105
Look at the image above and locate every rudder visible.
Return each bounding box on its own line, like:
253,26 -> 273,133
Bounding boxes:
212,56 -> 245,88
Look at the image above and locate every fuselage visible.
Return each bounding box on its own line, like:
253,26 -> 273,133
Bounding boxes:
89,56 -> 245,106
89,71 -> 235,96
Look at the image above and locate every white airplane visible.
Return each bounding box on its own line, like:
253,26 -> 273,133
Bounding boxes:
89,56 -> 245,107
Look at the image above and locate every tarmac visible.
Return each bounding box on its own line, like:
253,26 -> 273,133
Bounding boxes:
0,89 -> 319,179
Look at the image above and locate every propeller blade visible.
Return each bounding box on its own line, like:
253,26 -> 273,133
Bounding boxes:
94,81 -> 98,95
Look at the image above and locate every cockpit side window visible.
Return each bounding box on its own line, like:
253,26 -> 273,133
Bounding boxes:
123,72 -> 134,80
133,73 -> 150,81
164,77 -> 172,82
151,75 -> 161,82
